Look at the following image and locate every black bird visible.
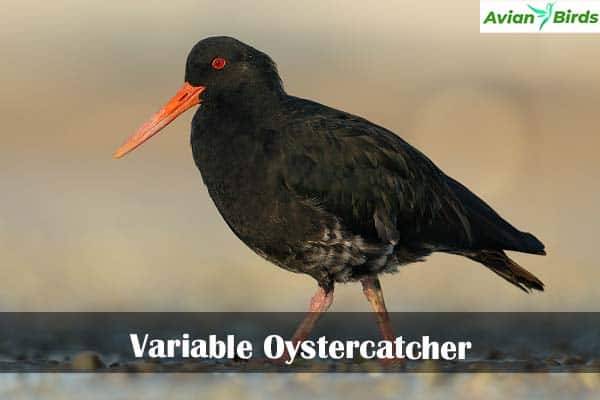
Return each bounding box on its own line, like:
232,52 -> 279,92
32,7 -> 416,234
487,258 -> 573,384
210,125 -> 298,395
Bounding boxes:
114,36 -> 545,350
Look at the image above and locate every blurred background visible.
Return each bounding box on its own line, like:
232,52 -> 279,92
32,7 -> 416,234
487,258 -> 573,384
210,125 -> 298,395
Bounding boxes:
1,0 -> 600,398
2,0 -> 598,312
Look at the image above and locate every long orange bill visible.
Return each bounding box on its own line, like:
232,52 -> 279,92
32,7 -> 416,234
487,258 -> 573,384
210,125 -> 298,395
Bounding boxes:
113,82 -> 206,158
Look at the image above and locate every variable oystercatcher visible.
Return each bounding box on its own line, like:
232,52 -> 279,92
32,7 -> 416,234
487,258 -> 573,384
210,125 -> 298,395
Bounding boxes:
114,36 -> 545,349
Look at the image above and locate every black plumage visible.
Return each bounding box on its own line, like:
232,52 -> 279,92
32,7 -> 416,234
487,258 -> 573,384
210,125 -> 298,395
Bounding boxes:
187,37 -> 545,292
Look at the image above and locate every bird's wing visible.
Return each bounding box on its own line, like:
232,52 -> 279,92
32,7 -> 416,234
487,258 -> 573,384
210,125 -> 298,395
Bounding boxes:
279,98 -> 545,254
527,5 -> 547,16
279,102 -> 473,250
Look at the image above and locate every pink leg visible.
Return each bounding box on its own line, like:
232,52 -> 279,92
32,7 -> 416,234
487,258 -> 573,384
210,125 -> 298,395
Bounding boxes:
361,276 -> 405,366
290,285 -> 334,344
264,285 -> 333,365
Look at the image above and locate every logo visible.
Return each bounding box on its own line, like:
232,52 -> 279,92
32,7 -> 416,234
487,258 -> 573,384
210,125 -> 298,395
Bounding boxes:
528,2 -> 554,31
481,1 -> 600,33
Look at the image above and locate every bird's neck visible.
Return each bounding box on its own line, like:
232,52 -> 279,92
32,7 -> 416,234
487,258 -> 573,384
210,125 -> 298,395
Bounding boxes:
203,84 -> 286,123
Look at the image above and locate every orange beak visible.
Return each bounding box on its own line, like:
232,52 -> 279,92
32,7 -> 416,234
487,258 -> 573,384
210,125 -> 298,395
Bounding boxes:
113,82 -> 206,158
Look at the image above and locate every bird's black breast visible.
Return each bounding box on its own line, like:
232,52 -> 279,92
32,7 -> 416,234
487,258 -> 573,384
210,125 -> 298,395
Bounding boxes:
190,107 -> 341,282
191,110 -> 284,234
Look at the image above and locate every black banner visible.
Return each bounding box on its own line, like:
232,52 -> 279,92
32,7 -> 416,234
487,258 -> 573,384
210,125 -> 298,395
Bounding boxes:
0,313 -> 598,372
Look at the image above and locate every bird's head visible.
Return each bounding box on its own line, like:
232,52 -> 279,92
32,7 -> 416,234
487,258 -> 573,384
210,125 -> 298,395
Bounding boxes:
113,36 -> 282,158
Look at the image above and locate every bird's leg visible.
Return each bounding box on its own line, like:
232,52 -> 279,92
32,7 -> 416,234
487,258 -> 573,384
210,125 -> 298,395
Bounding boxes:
361,276 -> 394,340
265,284 -> 333,365
361,276 -> 405,366
290,284 -> 334,344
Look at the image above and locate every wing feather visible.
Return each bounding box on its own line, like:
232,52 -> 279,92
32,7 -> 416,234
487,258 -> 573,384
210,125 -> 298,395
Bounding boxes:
279,97 -> 544,255
280,99 -> 473,250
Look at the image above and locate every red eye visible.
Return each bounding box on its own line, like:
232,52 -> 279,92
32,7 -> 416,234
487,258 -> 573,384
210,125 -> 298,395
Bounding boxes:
211,57 -> 226,70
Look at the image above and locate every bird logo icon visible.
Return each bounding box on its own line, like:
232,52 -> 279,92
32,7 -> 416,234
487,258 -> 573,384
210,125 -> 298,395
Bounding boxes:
528,2 -> 555,31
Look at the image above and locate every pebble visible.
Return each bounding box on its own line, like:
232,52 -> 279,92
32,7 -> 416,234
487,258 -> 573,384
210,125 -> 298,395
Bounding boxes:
542,358 -> 559,366
71,351 -> 105,371
560,355 -> 586,365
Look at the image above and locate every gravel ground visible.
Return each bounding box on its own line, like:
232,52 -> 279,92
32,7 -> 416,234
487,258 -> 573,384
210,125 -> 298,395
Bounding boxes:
0,373 -> 599,400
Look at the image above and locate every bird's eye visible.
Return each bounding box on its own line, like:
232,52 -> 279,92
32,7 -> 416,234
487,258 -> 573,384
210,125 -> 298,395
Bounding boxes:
211,57 -> 227,70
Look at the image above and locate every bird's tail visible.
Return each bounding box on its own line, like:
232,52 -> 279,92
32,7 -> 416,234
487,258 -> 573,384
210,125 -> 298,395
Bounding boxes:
458,249 -> 544,292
